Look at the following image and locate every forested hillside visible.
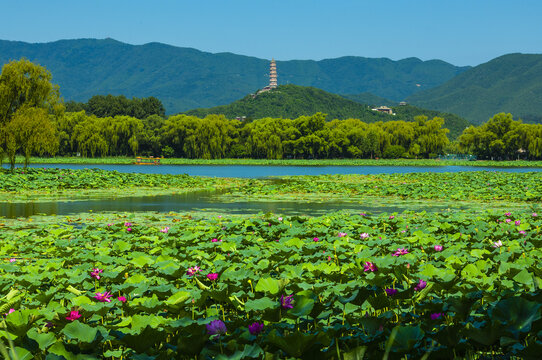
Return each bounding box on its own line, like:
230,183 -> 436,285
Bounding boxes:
185,85 -> 471,139
407,53 -> 542,124
0,38 -> 468,113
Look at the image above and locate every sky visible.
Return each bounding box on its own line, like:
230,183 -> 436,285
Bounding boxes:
2,0 -> 542,67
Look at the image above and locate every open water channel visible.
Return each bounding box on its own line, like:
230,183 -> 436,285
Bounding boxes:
2,164 -> 541,218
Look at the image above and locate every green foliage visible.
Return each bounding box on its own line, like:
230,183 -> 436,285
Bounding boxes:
0,39 -> 468,113
459,113 -> 542,160
407,53 -> 542,124
66,94 -> 165,119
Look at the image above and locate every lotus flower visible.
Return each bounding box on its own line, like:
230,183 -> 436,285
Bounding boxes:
248,322 -> 264,335
186,266 -> 201,276
207,273 -> 219,281
211,238 -> 220,242
385,288 -> 398,296
392,248 -> 409,256
9,258 -> 16,263
389,215 -> 395,220
414,279 -> 427,291
532,213 -> 538,217
360,213 -> 367,216
278,217 -> 283,221
126,227 -> 132,232
505,219 -> 511,223
90,268 -> 103,280
280,294 -> 294,309
117,296 -> 127,303
94,291 -> 112,302
124,222 -> 132,227
519,230 -> 526,236
493,240 -> 503,248
515,220 -> 521,226
160,227 -> 170,233
434,245 -> 443,251
313,237 -> 319,242
338,232 -> 347,237
505,212 -> 511,216
360,233 -> 369,239
206,319 -> 227,336
364,261 -> 378,272
4,308 -> 15,316
65,310 -> 81,321
430,312 -> 443,320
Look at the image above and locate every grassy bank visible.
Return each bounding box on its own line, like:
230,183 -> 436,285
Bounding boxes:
9,156 -> 542,167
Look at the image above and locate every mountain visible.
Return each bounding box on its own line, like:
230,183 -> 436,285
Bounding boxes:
342,92 -> 398,107
406,53 -> 542,124
0,38 -> 468,114
184,85 -> 471,139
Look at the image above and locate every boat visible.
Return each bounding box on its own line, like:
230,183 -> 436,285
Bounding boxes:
134,157 -> 161,165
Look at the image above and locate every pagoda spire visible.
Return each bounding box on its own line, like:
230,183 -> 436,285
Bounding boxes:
269,59 -> 277,88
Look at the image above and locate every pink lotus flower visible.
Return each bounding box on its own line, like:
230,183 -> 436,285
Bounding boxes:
124,222 -> 132,227
66,310 -> 81,321
385,288 -> 398,296
313,237 -> 319,242
278,217 -> 283,221
5,308 -> 15,316
519,230 -> 526,236
493,240 -> 503,248
248,322 -> 264,335
90,268 -> 103,280
206,319 -> 227,336
505,219 -> 511,223
9,258 -> 16,263
94,291 -> 112,303
280,294 -> 294,309
392,248 -> 409,256
359,233 -> 369,239
338,232 -> 347,237
364,261 -> 378,272
389,215 -> 395,220
117,296 -> 127,303
414,279 -> 427,291
434,245 -> 443,251
360,213 -> 367,216
211,238 -> 220,242
505,212 -> 511,216
186,266 -> 201,276
126,227 -> 132,232
430,312 -> 443,320
532,213 -> 538,217
107,223 -> 113,227
207,273 -> 219,281
515,220 -> 521,226
160,227 -> 170,233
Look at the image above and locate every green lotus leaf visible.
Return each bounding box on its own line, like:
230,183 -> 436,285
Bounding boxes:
62,321 -> 99,344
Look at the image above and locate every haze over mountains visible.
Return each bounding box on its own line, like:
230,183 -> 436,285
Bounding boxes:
0,38 -> 467,114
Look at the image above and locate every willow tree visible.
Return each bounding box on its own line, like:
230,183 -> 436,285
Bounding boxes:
0,58 -> 63,169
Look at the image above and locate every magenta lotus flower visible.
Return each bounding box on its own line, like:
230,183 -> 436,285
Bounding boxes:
360,233 -> 369,239
278,217 -> 283,221
280,294 -> 294,309
94,291 -> 112,302
414,279 -> 427,291
186,266 -> 201,276
160,227 -> 170,233
385,288 -> 398,296
313,237 -> 319,242
211,238 -> 220,242
248,322 -> 264,335
532,213 -> 538,217
505,212 -> 511,216
493,240 -> 503,248
126,227 -> 132,232
117,296 -> 127,303
434,245 -> 443,251
392,248 -> 409,256
5,308 -> 15,316
364,261 -> 378,272
505,219 -> 511,223
207,273 -> 219,281
338,232 -> 347,237
389,215 -> 395,220
430,312 -> 443,320
107,223 -> 113,227
65,310 -> 81,321
360,213 -> 367,216
206,319 -> 227,336
519,230 -> 526,236
124,222 -> 132,227
9,258 -> 16,263
515,220 -> 521,226
90,268 -> 103,280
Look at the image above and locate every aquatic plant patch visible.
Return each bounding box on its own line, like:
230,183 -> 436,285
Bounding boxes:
0,209 -> 541,358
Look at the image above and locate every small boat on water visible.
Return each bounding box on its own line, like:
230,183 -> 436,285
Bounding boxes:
134,157 -> 161,165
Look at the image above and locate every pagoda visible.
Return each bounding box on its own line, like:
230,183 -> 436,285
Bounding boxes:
269,59 -> 277,88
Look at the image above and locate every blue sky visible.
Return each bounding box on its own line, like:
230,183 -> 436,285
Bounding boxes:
2,0 -> 541,66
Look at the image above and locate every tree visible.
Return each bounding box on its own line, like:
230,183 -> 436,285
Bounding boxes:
0,58 -> 63,169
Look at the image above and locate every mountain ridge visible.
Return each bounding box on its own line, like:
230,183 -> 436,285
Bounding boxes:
0,38 -> 469,114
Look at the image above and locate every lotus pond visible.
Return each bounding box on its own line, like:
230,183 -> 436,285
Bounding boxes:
1,168 -> 542,359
